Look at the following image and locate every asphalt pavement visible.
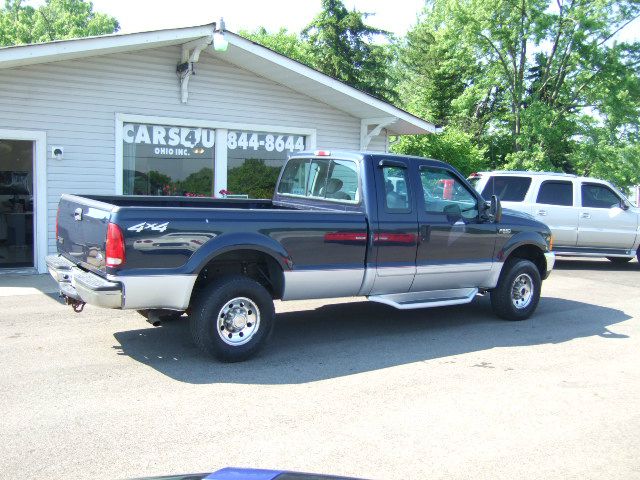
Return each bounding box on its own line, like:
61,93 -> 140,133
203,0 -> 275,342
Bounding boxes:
0,258 -> 639,479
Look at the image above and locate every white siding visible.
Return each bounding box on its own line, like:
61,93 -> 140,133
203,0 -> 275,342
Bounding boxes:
0,46 -> 388,255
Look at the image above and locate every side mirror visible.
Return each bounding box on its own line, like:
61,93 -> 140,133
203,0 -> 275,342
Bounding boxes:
490,195 -> 502,223
620,200 -> 630,211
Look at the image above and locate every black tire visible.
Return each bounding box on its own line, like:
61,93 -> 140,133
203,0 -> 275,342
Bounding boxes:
137,310 -> 184,322
490,259 -> 541,321
607,257 -> 632,264
189,275 -> 275,362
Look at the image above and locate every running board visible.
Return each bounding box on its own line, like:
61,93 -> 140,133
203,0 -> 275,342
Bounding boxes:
553,247 -> 636,258
368,288 -> 478,310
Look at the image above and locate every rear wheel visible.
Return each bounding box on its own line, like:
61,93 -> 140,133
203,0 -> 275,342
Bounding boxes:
607,257 -> 632,264
190,275 -> 275,362
491,259 -> 541,321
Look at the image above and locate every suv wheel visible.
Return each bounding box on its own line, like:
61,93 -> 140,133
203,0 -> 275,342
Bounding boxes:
190,275 -> 275,362
491,259 -> 541,321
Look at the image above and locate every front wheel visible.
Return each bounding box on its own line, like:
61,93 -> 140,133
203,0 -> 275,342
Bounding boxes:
190,275 -> 275,362
490,259 -> 541,321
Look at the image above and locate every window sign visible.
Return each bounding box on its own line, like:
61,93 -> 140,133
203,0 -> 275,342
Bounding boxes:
226,130 -> 306,199
123,123 -> 215,196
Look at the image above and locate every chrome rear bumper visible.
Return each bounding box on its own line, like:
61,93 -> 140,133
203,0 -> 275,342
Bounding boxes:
46,255 -> 122,309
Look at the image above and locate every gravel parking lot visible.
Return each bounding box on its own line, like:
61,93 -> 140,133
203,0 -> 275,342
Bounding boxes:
1,258 -> 639,480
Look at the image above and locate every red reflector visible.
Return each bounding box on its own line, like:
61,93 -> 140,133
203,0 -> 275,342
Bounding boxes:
106,223 -> 126,267
373,233 -> 417,244
314,150 -> 331,156
324,232 -> 367,242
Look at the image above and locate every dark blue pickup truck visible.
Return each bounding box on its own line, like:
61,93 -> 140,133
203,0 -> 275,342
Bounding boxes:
47,151 -> 555,361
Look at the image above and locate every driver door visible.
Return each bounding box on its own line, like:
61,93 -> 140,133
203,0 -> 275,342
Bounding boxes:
411,163 -> 497,292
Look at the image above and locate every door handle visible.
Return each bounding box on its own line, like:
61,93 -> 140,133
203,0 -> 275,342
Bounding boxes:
580,212 -> 591,219
420,225 -> 431,242
74,208 -> 83,221
536,209 -> 547,216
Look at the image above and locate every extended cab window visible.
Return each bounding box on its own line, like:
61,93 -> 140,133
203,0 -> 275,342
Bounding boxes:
420,167 -> 478,220
481,176 -> 531,202
581,183 -> 620,209
382,166 -> 410,211
277,158 -> 358,202
536,181 -> 573,206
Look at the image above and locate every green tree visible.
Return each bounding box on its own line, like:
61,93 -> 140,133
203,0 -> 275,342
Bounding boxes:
227,159 -> 281,199
0,0 -> 119,46
397,0 -> 640,187
302,0 -> 396,101
178,168 -> 214,196
392,127 -> 487,176
241,27 -> 312,66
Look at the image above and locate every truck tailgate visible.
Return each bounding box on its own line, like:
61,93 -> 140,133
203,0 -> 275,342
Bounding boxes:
57,194 -> 113,275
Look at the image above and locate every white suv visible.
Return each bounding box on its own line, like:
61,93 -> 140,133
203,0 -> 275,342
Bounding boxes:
469,171 -> 640,263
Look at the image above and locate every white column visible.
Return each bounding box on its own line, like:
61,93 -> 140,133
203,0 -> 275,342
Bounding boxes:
214,128 -> 228,197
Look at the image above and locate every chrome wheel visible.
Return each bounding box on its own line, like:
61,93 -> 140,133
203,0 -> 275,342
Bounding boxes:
216,297 -> 260,346
511,273 -> 533,309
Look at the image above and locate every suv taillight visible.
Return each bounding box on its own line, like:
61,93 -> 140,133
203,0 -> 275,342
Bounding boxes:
106,223 -> 125,267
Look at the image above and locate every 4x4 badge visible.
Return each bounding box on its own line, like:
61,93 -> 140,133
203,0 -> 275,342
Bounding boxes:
498,228 -> 512,234
127,222 -> 169,233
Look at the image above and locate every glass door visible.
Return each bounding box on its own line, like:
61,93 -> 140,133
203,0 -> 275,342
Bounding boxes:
0,139 -> 34,268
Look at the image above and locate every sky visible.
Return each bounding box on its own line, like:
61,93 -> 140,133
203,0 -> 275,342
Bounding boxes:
23,0 -> 639,42
26,0 -> 429,37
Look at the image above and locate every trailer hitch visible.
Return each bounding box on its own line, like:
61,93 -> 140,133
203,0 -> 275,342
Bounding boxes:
62,295 -> 86,313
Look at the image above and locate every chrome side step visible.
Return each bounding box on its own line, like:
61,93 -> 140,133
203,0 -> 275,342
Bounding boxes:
553,247 -> 636,258
368,288 -> 478,310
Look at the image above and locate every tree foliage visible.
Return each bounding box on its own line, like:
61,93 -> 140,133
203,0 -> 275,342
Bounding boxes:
242,0 -> 397,102
397,0 -> 640,188
227,159 -> 281,199
0,0 -> 119,46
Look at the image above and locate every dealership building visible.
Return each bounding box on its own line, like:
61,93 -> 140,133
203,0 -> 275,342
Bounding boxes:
0,22 -> 434,273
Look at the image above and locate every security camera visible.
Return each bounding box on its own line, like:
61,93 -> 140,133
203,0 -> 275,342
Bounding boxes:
52,146 -> 63,160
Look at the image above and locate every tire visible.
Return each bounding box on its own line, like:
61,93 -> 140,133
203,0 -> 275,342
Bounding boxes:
606,257 -> 632,264
189,275 -> 275,362
490,259 -> 541,321
137,310 -> 184,322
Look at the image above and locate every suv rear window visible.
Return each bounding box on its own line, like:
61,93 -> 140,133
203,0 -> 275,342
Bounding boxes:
481,176 -> 531,202
536,181 -> 573,206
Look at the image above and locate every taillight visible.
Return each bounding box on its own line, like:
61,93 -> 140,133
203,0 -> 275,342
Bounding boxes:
106,223 -> 125,267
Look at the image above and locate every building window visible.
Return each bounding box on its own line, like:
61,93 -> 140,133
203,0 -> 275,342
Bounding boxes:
226,130 -> 306,198
122,122 -> 215,196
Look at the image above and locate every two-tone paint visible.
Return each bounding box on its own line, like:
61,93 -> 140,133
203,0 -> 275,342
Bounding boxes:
51,151 -> 554,312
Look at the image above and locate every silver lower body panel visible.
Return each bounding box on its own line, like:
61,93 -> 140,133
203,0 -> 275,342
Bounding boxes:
109,274 -> 197,310
282,268 -> 365,300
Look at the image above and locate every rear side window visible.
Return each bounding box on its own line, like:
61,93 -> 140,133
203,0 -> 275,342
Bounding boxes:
536,181 -> 573,206
382,166 -> 410,211
581,183 -> 620,208
481,176 -> 531,202
277,158 -> 358,202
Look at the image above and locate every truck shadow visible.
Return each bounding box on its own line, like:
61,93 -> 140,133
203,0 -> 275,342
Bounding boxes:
112,295 -> 631,385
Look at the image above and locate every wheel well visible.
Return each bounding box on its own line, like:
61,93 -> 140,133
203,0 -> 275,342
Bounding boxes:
506,244 -> 546,279
191,249 -> 285,304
